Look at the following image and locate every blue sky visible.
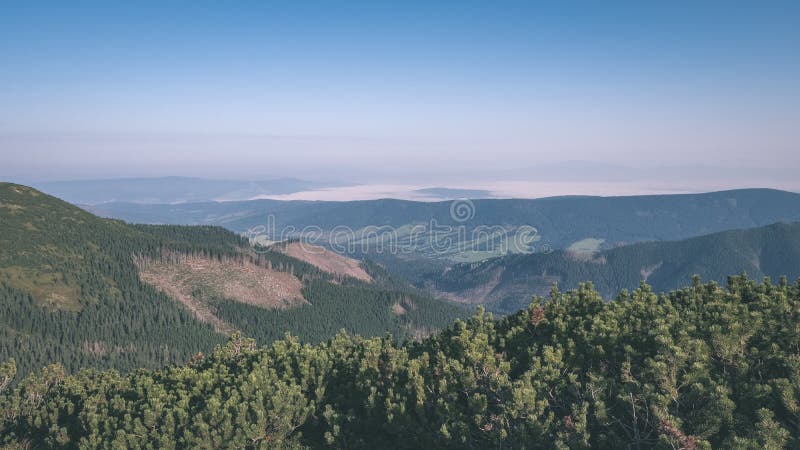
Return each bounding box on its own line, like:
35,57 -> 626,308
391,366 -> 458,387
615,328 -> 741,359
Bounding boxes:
1,1 -> 798,185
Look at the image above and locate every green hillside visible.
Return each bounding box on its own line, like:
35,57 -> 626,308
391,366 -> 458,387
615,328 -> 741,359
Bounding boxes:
3,276 -> 800,448
0,183 -> 465,379
428,221 -> 800,313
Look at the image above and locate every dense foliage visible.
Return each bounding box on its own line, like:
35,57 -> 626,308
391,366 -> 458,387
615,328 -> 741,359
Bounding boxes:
212,279 -> 463,344
2,275 -> 800,448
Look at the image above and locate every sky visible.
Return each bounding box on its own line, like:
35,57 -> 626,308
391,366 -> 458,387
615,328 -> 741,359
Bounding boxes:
1,1 -> 799,194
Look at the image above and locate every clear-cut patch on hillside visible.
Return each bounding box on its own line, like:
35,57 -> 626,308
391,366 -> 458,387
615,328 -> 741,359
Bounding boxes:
136,254 -> 306,334
275,242 -> 373,282
639,262 -> 663,282
433,267 -> 505,305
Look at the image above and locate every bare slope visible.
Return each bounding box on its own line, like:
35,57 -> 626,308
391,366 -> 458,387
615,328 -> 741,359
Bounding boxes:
276,242 -> 372,282
137,255 -> 305,334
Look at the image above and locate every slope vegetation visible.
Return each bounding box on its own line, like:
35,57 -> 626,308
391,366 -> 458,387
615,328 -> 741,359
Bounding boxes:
428,221 -> 800,312
0,183 -> 466,379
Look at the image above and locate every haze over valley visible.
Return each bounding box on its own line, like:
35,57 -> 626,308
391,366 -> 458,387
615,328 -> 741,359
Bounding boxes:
2,1 -> 800,448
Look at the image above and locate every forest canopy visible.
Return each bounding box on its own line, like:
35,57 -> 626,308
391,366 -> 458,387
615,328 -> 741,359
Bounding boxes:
2,275 -> 799,449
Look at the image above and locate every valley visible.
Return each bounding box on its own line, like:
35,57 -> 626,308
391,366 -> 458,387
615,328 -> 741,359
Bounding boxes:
80,187 -> 800,315
426,221 -> 800,313
4,2 -> 799,446
4,182 -> 800,448
86,188 -> 800,266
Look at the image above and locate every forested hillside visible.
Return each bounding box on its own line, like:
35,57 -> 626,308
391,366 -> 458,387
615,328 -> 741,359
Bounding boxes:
0,183 -> 241,378
428,222 -> 800,313
2,276 -> 800,448
0,183 -> 465,379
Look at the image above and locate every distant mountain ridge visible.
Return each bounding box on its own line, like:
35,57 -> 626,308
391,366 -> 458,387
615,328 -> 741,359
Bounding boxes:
85,188 -> 800,269
427,221 -> 800,313
31,176 -> 337,204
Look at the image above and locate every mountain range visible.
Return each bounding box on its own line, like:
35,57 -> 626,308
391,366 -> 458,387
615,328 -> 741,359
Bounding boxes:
86,188 -> 800,276
30,176 -> 338,204
0,183 -> 465,378
426,221 -> 800,313
5,181 -> 800,376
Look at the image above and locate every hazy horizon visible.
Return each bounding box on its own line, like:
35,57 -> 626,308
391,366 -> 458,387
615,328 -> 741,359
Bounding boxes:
17,168 -> 800,204
2,1 -> 799,195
